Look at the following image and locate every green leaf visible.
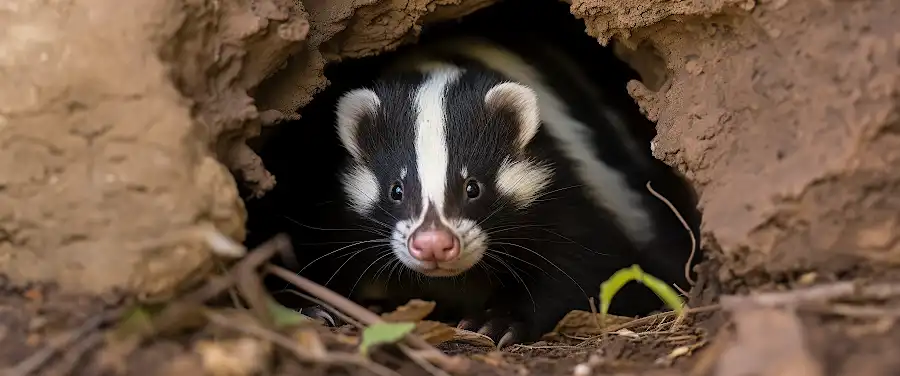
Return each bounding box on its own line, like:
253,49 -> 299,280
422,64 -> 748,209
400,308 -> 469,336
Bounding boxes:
267,299 -> 312,328
114,306 -> 155,338
359,322 -> 416,355
599,265 -> 684,321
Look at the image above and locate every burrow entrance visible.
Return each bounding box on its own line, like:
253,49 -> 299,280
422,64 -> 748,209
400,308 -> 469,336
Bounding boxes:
242,0 -> 710,372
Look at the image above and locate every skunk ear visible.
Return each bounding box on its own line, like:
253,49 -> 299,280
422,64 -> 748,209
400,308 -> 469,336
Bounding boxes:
336,88 -> 381,161
485,82 -> 541,150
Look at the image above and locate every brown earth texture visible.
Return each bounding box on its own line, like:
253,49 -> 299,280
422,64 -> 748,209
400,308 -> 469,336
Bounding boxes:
2,0 -> 900,375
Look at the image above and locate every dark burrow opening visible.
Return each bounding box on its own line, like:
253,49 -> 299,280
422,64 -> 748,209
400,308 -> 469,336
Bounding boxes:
243,0 -> 704,335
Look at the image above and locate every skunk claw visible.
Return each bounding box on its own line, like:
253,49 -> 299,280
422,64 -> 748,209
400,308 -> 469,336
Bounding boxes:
458,313 -> 529,348
298,305 -> 338,327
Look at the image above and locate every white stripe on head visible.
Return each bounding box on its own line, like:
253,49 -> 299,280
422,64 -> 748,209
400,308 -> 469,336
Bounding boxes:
413,67 -> 463,220
449,40 -> 655,244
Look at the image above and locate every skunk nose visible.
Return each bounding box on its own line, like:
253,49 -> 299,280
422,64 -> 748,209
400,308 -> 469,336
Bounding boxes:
409,228 -> 460,262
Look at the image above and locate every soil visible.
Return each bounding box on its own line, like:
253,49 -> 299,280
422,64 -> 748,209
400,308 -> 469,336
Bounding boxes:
1,0 -> 899,375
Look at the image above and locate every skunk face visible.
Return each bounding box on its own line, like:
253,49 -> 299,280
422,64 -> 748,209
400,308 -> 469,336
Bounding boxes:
335,67 -> 552,277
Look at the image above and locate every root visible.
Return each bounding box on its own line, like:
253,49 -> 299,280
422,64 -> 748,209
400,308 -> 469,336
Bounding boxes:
646,181 -> 698,287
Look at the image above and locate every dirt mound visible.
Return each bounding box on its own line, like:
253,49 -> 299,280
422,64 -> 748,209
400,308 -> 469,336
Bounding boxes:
1,0 -> 899,375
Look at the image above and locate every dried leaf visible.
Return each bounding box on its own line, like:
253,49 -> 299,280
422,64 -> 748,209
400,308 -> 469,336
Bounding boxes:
381,299 -> 436,322
553,310 -> 634,336
196,338 -> 272,376
668,345 -> 691,359
334,333 -> 359,346
414,320 -> 457,345
613,328 -> 639,339
295,329 -> 327,359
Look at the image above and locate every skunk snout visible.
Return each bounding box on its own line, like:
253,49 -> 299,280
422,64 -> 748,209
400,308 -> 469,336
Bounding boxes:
408,226 -> 461,262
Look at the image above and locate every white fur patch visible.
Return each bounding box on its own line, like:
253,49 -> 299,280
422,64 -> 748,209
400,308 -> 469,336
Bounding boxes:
341,164 -> 380,215
447,39 -> 655,244
485,82 -> 541,150
336,88 -> 381,161
496,158 -> 554,209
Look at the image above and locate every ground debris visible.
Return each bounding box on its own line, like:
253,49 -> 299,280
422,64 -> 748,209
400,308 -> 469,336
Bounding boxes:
715,307 -> 822,376
4,245 -> 900,376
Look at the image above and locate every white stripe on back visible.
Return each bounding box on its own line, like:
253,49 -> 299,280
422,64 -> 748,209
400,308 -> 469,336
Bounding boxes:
448,40 -> 654,244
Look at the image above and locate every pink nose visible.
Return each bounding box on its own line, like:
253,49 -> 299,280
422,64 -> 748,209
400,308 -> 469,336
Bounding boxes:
409,228 -> 460,262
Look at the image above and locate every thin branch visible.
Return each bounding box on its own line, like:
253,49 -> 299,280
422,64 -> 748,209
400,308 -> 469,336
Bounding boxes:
646,181 -> 697,287
7,309 -> 122,376
599,305 -> 720,334
235,234 -> 293,325
204,310 -> 399,376
266,265 -> 469,373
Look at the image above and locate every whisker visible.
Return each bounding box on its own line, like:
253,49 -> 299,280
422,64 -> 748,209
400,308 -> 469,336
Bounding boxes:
476,198 -> 506,227
537,228 -> 609,257
532,184 -> 583,200
294,239 -> 391,246
474,260 -> 501,286
298,239 -> 388,273
486,223 -> 553,235
486,253 -> 535,311
323,243 -> 385,287
489,237 -> 582,245
487,248 -> 551,276
283,215 -> 389,238
348,249 -> 394,296
372,252 -> 399,282
490,241 -> 588,298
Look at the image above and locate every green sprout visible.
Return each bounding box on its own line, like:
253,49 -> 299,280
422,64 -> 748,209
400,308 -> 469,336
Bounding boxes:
599,264 -> 685,323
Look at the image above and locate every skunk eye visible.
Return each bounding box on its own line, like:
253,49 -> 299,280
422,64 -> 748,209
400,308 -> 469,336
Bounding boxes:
389,181 -> 403,201
465,179 -> 481,199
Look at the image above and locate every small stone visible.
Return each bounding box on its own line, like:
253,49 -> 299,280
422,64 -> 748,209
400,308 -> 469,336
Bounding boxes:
573,363 -> 592,376
685,60 -> 703,75
797,272 -> 817,285
28,316 -> 48,331
23,287 -> 43,302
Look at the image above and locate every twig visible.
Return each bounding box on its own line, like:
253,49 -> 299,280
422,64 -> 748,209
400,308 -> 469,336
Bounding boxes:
181,274 -> 238,303
6,310 -> 121,376
588,297 -> 601,330
599,305 -> 720,334
720,281 -> 900,311
204,310 -> 399,376
398,344 -> 450,376
646,181 -> 697,287
273,288 -> 366,328
266,265 -> 468,373
234,234 -> 293,326
673,283 -> 690,298
44,332 -> 105,376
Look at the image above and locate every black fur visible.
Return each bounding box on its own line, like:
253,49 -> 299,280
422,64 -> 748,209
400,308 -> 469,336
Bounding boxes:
323,50 -> 697,345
